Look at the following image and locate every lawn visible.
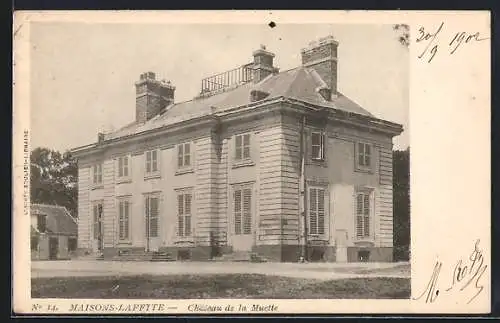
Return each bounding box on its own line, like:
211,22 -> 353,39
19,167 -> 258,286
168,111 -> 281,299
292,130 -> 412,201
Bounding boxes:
32,274 -> 410,299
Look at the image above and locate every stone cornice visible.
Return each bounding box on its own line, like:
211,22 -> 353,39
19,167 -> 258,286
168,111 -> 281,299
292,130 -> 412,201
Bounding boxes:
72,95 -> 403,159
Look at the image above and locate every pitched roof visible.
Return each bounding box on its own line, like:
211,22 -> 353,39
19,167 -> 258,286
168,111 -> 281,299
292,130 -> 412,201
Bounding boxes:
105,66 -> 374,141
31,203 -> 77,236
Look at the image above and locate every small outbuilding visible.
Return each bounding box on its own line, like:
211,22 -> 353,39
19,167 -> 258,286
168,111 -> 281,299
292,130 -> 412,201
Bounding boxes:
31,203 -> 78,260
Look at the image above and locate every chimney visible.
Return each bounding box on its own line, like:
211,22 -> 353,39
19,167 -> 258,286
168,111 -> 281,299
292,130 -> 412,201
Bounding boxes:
252,45 -> 277,83
301,35 -> 339,99
135,71 -> 175,123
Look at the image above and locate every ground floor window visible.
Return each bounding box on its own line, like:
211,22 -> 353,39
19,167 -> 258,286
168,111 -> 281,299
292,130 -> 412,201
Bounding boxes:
356,190 -> 372,238
177,191 -> 193,237
118,199 -> 131,241
145,195 -> 160,238
233,186 -> 252,235
308,187 -> 326,235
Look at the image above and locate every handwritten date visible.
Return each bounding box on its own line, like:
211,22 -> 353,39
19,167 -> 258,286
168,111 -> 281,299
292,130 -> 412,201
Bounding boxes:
414,239 -> 488,304
417,22 -> 488,63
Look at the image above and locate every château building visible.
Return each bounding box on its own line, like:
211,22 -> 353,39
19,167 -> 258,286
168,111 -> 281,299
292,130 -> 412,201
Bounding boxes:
72,36 -> 403,262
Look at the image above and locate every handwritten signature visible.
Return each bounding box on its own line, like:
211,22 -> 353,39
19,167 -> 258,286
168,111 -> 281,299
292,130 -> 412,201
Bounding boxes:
416,22 -> 489,63
413,239 -> 488,304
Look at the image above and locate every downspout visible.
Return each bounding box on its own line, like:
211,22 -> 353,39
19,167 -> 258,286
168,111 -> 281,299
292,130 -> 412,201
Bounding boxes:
299,115 -> 308,261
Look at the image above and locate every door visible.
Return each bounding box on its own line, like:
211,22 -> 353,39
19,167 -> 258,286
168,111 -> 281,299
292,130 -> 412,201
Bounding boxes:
49,237 -> 59,260
92,203 -> 104,253
232,186 -> 254,251
145,195 -> 160,252
335,229 -> 348,262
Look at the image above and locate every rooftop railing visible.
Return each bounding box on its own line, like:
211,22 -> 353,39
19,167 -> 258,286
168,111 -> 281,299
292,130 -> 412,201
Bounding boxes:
199,63 -> 253,97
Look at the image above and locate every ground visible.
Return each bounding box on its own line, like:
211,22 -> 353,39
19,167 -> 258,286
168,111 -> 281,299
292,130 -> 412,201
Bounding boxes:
31,260 -> 410,299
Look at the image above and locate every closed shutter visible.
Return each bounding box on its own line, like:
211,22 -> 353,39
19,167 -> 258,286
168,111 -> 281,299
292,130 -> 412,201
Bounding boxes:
243,188 -> 252,234
318,189 -> 325,235
124,201 -> 130,239
146,152 -> 152,173
93,204 -> 99,239
363,193 -> 370,237
234,190 -> 242,235
177,145 -> 184,167
177,194 -> 184,236
123,157 -> 129,177
184,193 -> 192,236
149,197 -> 159,237
145,197 -> 150,238
356,194 -> 364,238
118,158 -> 123,177
235,135 -> 242,160
152,150 -> 158,172
309,188 -> 318,234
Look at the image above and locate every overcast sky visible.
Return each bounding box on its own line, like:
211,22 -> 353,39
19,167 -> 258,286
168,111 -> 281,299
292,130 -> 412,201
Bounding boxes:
30,23 -> 409,151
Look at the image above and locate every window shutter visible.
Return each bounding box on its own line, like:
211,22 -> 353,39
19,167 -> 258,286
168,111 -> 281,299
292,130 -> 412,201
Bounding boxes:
318,189 -> 325,235
118,158 -> 123,177
243,188 -> 252,234
93,205 -> 99,239
309,188 -> 318,234
150,197 -> 159,237
124,201 -> 129,239
177,145 -> 184,167
145,197 -> 150,238
146,152 -> 151,173
363,193 -> 370,237
185,193 -> 192,236
356,194 -> 363,237
235,136 -> 242,160
184,144 -> 191,166
321,133 -> 325,160
177,194 -> 184,236
124,157 -> 129,177
234,190 -> 242,235
152,150 -> 158,172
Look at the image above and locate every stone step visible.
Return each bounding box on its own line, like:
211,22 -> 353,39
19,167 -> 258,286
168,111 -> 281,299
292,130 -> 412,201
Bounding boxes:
215,251 -> 267,263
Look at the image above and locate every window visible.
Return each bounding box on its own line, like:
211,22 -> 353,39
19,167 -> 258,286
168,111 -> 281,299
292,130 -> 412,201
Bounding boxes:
145,195 -> 159,238
37,214 -> 47,232
356,191 -> 371,238
177,192 -> 193,237
311,132 -> 325,161
117,156 -> 129,178
92,203 -> 103,240
145,150 -> 159,174
234,186 -> 252,235
177,143 -> 191,168
309,187 -> 326,235
92,163 -> 103,185
117,199 -> 131,241
235,134 -> 251,161
357,142 -> 372,168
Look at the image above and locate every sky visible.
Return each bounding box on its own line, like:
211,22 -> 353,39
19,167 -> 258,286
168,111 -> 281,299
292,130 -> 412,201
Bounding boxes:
30,23 -> 409,152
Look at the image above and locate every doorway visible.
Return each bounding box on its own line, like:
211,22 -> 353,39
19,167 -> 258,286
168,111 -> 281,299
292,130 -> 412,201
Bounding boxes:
49,237 -> 59,260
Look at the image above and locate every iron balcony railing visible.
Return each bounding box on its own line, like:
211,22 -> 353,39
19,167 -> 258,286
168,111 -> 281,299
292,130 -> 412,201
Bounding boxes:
200,63 -> 253,96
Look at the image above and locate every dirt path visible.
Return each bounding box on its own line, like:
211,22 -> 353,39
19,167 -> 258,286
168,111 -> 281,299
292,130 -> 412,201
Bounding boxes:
31,260 -> 410,280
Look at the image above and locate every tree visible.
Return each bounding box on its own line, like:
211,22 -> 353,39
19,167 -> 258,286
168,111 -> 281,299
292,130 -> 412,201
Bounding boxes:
393,148 -> 410,261
30,147 -> 78,217
393,24 -> 410,48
